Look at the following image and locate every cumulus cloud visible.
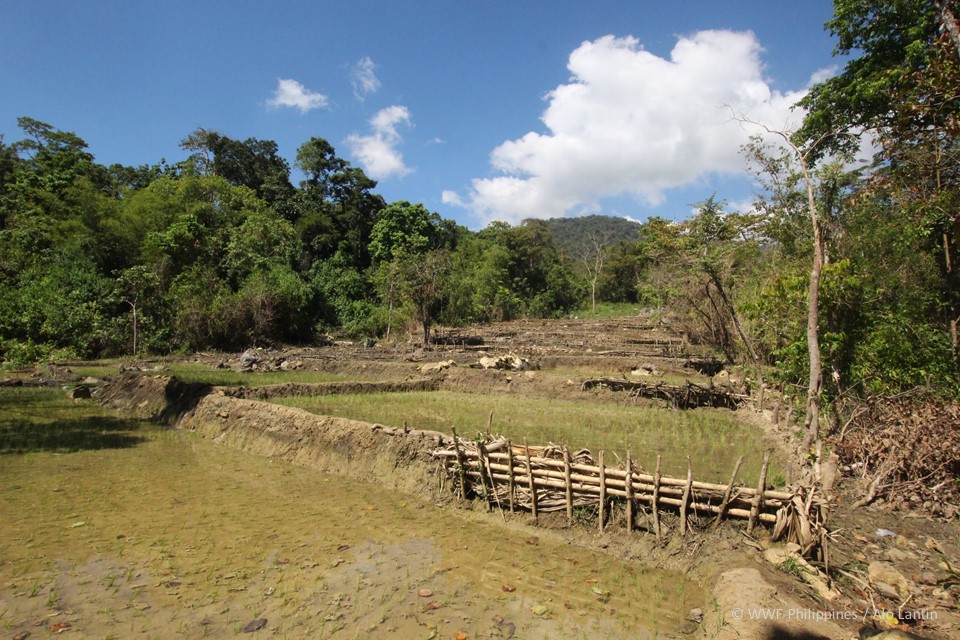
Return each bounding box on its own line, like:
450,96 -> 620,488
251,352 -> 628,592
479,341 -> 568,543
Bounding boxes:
267,78 -> 329,113
345,105 -> 413,179
351,56 -> 381,101
448,31 -> 812,225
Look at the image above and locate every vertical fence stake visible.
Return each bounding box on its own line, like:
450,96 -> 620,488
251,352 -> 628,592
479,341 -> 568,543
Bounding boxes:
712,456 -> 744,529
625,451 -> 634,533
451,428 -> 467,500
506,440 -> 515,513
564,447 -> 574,526
652,455 -> 662,541
524,438 -> 538,523
598,450 -> 606,532
680,457 -> 692,536
748,453 -> 770,535
478,440 -> 494,512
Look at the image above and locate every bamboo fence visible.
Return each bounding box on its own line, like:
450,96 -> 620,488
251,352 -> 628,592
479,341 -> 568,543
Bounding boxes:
433,432 -> 828,557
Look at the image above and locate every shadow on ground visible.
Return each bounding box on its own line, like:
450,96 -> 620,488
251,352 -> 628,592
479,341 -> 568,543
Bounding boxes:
764,624 -> 832,640
0,415 -> 148,453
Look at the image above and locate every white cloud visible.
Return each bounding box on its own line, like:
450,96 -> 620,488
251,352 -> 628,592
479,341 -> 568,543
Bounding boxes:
351,56 -> 380,101
441,190 -> 463,206
345,105 -> 413,179
808,65 -> 838,87
447,31 -> 811,225
267,78 -> 329,114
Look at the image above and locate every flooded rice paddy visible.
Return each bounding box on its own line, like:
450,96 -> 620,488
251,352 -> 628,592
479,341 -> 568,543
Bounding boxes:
1,389 -> 702,639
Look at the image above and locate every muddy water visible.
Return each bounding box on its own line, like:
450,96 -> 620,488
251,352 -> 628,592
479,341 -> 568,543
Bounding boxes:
1,427 -> 702,639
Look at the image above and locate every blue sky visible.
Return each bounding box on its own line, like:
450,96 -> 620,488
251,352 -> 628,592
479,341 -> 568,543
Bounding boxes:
1,1 -> 841,229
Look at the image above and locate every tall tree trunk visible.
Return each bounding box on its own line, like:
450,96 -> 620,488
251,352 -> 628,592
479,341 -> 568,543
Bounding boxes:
801,163 -> 824,449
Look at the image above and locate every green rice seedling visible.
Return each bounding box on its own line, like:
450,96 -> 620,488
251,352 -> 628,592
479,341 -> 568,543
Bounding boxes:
274,390 -> 783,484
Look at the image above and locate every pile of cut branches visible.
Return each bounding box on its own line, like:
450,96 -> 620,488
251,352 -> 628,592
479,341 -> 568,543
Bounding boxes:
833,395 -> 960,516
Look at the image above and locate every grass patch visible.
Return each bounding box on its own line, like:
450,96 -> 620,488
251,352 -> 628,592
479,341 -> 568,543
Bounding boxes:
273,390 -> 782,484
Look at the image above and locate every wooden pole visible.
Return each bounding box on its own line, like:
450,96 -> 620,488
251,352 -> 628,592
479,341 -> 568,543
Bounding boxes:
563,447 -> 574,526
625,451 -> 634,533
506,440 -> 515,513
478,440 -> 495,512
452,428 -> 467,500
680,457 -> 693,536
524,439 -> 538,522
712,456 -> 744,529
652,454 -> 661,541
598,450 -> 606,532
748,453 -> 770,535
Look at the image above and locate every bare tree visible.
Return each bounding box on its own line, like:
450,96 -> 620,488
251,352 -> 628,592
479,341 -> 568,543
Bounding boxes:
736,113 -> 852,450
579,231 -> 613,314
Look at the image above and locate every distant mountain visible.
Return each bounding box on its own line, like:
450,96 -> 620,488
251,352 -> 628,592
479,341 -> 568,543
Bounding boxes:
543,214 -> 643,258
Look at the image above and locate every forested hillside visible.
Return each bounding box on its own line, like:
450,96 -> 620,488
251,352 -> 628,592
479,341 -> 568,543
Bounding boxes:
543,214 -> 641,258
1,0 -> 958,409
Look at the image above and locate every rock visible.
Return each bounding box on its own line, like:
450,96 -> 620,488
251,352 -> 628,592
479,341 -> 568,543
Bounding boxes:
688,608 -> 704,623
239,349 -> 260,370
631,364 -> 659,377
763,543 -> 840,601
873,581 -> 901,600
242,618 -> 267,632
883,548 -> 912,562
924,537 -> 944,553
914,572 -> 938,586
868,561 -> 912,598
66,386 -> 92,400
477,354 -> 538,371
763,543 -> 802,564
420,360 -> 456,375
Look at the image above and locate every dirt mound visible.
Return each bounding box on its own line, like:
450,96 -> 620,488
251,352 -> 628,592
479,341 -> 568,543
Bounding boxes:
96,371 -> 211,423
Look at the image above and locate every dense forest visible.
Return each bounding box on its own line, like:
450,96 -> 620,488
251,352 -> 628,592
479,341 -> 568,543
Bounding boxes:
1,0 -> 958,410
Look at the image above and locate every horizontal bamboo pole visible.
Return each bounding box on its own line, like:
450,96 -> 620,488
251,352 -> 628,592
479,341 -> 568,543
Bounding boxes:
479,460 -> 784,509
462,469 -> 778,523
439,450 -> 794,501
